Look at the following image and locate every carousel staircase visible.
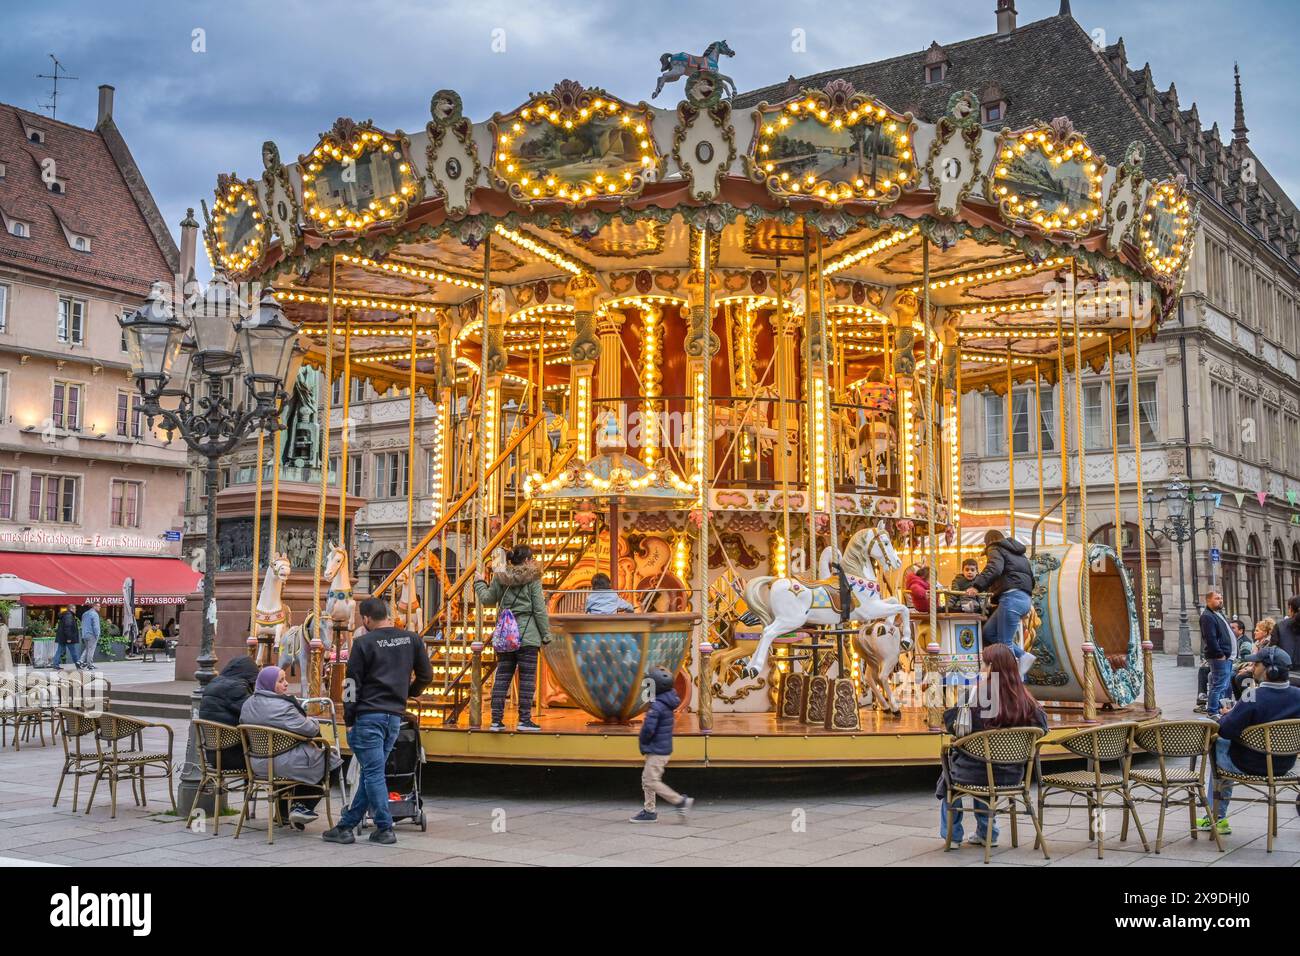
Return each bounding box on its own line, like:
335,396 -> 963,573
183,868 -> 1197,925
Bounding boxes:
375,433 -> 592,724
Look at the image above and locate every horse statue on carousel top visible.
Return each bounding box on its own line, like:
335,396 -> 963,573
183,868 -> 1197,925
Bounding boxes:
652,40 -> 737,100
742,521 -> 914,713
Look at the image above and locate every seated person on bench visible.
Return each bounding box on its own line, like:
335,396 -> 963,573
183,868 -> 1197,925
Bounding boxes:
585,573 -> 637,614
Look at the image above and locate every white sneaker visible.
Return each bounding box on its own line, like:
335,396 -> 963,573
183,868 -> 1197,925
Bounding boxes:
1018,651 -> 1036,679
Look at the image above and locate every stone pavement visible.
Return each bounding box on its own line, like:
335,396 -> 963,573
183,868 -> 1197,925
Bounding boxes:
1,654 -> 1298,867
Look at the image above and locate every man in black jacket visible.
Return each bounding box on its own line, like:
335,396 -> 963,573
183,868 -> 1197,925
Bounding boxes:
52,606 -> 81,668
1274,597 -> 1300,688
323,596 -> 431,847
197,656 -> 259,769
967,530 -> 1037,678
1200,590 -> 1235,717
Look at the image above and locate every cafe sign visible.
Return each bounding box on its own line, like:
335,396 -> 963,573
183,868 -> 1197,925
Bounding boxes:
0,529 -> 171,555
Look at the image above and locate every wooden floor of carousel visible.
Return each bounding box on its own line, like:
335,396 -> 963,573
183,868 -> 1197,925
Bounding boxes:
386,698 -> 1157,768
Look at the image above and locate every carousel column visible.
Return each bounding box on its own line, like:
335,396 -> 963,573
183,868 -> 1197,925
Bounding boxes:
596,310 -> 626,430
891,292 -> 919,517
483,294 -> 508,524
684,251 -> 720,657
767,298 -> 799,489
566,273 -> 602,462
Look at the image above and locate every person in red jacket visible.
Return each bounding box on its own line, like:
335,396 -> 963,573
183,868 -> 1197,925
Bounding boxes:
905,565 -> 931,614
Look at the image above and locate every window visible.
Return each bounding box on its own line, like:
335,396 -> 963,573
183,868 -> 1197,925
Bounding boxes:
1114,380 -> 1159,447
1083,384 -> 1108,450
1264,404 -> 1281,464
29,474 -> 78,524
1038,387 -> 1056,453
983,393 -> 1005,457
1233,258 -> 1253,325
0,370 -> 7,421
332,376 -> 368,405
1211,381 -> 1234,455
1205,237 -> 1229,309
1245,535 -> 1264,623
51,381 -> 82,430
27,128 -> 45,144
982,102 -> 1002,123
1286,415 -> 1300,477
1239,394 -> 1259,462
0,471 -> 15,520
116,390 -> 145,438
1222,531 -> 1240,618
328,453 -> 364,496
374,451 -> 408,499
110,480 -> 142,528
925,63 -> 945,84
1275,540 -> 1287,611
72,235 -> 88,252
0,283 -> 8,333
57,296 -> 85,345
9,221 -> 29,238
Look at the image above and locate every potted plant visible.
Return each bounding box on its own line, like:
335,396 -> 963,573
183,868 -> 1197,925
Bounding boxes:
24,613 -> 54,667
97,621 -> 131,662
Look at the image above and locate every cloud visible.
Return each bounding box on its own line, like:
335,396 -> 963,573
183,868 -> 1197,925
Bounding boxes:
3,0 -> 1296,279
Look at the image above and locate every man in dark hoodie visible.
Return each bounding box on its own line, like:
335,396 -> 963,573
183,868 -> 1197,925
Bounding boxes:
198,655 -> 259,770
629,667 -> 693,824
967,530 -> 1036,678
323,596 -> 431,846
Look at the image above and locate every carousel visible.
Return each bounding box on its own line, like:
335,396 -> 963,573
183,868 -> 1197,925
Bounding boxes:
202,43 -> 1193,767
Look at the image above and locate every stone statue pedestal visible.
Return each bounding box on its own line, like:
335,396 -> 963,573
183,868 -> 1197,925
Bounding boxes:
175,480 -> 365,680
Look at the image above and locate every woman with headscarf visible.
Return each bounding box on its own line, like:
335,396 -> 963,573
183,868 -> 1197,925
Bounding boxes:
239,666 -> 341,829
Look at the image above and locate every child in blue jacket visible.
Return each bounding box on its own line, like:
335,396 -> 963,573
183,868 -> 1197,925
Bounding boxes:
630,667 -> 694,823
584,573 -> 637,614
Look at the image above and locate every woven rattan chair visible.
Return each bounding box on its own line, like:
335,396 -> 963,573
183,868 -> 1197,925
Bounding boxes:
1130,719 -> 1223,853
43,672 -> 111,739
234,724 -> 334,845
53,709 -> 103,812
941,725 -> 1050,864
0,675 -> 46,750
1212,718 -> 1300,853
1036,721 -> 1150,859
188,719 -> 252,837
84,712 -> 176,819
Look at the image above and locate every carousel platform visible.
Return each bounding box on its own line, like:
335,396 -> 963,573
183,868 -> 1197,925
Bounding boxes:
375,702 -> 1159,769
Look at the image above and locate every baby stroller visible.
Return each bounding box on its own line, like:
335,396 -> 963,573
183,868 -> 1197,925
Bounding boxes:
357,710 -> 427,832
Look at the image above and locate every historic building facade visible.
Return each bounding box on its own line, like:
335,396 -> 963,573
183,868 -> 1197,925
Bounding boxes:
0,86 -> 200,626
743,2 -> 1300,647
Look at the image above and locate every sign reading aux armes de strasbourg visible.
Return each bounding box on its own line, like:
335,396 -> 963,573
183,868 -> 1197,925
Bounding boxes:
0,528 -> 170,555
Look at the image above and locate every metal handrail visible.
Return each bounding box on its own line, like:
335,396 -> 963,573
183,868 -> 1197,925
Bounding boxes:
373,413 -> 545,599
1030,494 -> 1068,558
424,440 -> 581,637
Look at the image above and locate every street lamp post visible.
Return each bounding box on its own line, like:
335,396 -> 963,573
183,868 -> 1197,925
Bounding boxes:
1144,480 -> 1216,668
120,277 -> 300,814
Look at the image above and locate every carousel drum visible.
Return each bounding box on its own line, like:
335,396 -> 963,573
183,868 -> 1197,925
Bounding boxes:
544,612 -> 699,723
1023,542 -> 1144,706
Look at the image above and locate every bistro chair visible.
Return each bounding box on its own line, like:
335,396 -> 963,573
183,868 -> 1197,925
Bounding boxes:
0,673 -> 46,750
10,634 -> 33,666
1211,718 -> 1300,853
84,712 -> 176,819
235,724 -> 334,845
52,709 -> 104,812
1036,721 -> 1150,859
42,671 -> 111,740
940,725 -> 1050,864
188,720 -> 253,837
1130,719 -> 1223,853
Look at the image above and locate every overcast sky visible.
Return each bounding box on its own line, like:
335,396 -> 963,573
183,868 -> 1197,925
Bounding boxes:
3,0 -> 1296,278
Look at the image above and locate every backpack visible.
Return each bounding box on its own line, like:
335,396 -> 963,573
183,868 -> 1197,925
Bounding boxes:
491,608 -> 522,653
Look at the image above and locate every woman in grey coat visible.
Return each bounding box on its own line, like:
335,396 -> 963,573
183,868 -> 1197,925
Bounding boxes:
239,666 -> 342,828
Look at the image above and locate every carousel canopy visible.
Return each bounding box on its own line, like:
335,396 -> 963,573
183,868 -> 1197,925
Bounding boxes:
202,58 -> 1194,396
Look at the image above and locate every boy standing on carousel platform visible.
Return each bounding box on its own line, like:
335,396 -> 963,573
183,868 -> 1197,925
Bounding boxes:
629,667 -> 694,824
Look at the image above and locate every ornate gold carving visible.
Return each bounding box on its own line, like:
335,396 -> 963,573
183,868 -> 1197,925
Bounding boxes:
425,89 -> 482,218
298,119 -> 424,237
747,78 -> 917,208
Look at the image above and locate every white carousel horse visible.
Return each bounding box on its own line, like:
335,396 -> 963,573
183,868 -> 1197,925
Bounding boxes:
277,609 -> 321,684
742,522 -> 913,711
252,554 -> 291,664
323,543 -> 357,655
652,40 -> 737,99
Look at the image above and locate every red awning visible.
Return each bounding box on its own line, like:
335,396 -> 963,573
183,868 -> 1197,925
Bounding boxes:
0,552 -> 202,606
